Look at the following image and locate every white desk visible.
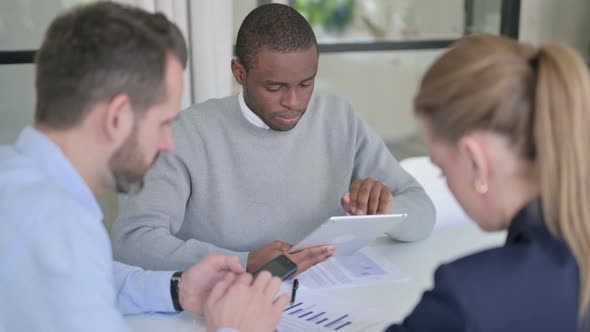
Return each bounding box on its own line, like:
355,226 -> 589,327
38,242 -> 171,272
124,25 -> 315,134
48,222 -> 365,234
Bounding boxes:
125,223 -> 506,331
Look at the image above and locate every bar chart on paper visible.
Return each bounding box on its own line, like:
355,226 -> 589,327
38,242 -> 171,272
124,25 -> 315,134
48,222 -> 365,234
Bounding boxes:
277,293 -> 389,332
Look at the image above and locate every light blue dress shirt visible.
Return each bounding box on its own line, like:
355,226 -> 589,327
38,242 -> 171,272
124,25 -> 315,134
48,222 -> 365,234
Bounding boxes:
0,127 -> 236,331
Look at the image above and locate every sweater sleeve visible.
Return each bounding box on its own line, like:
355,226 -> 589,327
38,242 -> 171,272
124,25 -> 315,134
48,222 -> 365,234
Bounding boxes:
349,101 -> 435,241
110,149 -> 249,271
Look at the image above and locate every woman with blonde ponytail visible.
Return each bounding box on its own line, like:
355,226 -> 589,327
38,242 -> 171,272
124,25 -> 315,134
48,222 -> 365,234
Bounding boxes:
386,34 -> 590,331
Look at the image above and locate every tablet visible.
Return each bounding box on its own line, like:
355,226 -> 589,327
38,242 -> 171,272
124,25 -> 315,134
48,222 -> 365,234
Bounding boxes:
288,214 -> 407,256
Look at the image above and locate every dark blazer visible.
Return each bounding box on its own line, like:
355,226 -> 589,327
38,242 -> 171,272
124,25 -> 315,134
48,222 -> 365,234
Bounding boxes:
386,201 -> 581,332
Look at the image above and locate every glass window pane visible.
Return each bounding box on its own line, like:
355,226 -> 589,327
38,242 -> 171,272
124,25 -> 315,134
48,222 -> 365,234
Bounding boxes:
0,1 -> 95,144
467,0 -> 503,34
0,64 -> 35,144
0,0 -> 93,51
295,0 -> 465,44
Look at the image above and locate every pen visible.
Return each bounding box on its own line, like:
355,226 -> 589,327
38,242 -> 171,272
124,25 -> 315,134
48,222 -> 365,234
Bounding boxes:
291,279 -> 299,305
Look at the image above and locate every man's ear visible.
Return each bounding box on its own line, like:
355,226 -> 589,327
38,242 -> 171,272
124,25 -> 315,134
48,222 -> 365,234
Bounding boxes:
231,59 -> 246,85
102,94 -> 134,147
457,135 -> 490,191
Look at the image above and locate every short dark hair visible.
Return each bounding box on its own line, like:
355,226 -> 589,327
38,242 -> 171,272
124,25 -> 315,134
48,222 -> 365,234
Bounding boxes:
35,2 -> 188,129
235,3 -> 317,70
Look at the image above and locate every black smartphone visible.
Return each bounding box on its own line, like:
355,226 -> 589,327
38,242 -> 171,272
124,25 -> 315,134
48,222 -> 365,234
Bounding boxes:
252,254 -> 298,281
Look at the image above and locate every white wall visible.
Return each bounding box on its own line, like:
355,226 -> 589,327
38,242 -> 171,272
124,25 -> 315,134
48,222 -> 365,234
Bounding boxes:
520,0 -> 590,61
315,50 -> 443,141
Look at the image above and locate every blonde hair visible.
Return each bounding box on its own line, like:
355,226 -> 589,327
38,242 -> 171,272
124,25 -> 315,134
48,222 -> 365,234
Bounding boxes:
415,34 -> 590,321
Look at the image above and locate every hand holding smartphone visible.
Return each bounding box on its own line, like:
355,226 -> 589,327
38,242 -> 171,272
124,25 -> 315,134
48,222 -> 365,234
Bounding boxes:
252,254 -> 297,281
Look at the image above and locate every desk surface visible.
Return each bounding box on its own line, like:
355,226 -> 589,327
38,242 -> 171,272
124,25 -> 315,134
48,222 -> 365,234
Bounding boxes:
125,223 -> 506,331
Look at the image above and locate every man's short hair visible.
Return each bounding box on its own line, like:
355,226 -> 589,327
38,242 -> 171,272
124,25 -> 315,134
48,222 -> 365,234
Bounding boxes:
235,3 -> 317,70
35,2 -> 188,129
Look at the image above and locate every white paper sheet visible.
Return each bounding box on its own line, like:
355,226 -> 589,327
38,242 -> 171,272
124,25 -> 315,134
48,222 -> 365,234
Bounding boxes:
290,247 -> 409,289
278,290 -> 390,331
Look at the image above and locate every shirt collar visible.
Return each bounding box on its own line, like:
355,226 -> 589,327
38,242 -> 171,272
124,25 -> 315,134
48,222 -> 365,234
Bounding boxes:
238,91 -> 270,129
14,126 -> 103,220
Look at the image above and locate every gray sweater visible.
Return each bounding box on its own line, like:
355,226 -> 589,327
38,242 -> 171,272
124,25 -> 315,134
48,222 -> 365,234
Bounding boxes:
111,94 -> 435,270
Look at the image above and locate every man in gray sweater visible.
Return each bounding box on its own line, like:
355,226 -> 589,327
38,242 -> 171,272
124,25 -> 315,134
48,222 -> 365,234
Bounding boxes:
111,4 -> 435,276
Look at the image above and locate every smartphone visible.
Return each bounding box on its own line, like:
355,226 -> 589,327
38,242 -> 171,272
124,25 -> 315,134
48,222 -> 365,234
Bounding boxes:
252,254 -> 298,281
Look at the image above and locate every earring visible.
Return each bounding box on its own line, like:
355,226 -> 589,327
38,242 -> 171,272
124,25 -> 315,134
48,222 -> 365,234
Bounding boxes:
474,179 -> 488,194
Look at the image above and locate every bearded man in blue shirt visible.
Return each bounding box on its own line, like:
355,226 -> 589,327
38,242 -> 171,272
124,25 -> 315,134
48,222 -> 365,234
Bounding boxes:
0,3 -> 288,332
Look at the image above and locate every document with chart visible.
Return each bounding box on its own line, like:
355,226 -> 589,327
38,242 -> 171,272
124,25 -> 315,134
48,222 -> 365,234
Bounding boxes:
292,247 -> 408,289
278,291 -> 390,332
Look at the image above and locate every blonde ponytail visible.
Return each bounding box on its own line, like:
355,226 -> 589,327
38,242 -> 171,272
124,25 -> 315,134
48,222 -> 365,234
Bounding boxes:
534,44 -> 590,317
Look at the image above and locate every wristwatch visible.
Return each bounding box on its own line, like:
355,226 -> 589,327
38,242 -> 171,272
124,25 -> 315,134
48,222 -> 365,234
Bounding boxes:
170,271 -> 183,312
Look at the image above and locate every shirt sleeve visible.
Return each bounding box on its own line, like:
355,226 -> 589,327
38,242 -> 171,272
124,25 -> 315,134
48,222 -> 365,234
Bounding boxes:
113,261 -> 176,314
12,202 -> 132,332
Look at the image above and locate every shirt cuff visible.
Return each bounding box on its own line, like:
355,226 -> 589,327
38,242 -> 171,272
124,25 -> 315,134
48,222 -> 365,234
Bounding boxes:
142,270 -> 176,312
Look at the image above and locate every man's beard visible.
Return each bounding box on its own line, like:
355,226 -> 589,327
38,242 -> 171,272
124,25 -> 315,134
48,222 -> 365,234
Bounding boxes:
108,129 -> 155,194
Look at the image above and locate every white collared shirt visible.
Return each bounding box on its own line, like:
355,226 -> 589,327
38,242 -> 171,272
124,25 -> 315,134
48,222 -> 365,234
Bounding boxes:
239,91 -> 270,129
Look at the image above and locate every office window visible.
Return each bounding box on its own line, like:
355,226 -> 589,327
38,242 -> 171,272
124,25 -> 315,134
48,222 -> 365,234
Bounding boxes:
0,0 -> 94,144
295,0 -> 464,43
